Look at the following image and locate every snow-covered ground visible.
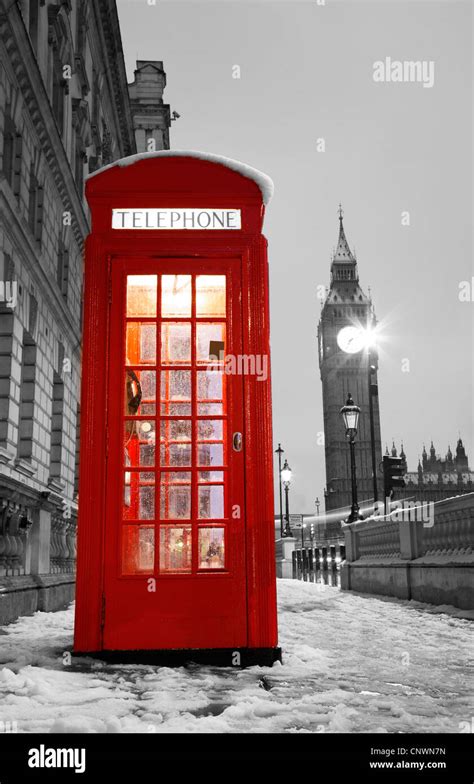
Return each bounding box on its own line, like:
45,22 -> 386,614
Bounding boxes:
0,579 -> 472,733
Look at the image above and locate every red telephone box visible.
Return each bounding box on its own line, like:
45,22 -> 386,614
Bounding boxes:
73,151 -> 280,666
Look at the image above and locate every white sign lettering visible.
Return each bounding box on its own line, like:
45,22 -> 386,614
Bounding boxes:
112,209 -> 241,230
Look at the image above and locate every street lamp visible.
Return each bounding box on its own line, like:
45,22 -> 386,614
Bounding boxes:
275,443 -> 285,538
314,496 -> 320,540
281,459 -> 293,537
340,393 -> 361,523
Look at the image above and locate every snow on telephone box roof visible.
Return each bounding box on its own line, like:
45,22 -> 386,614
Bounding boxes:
86,149 -> 274,205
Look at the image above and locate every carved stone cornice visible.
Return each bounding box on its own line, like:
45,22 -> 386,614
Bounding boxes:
47,477 -> 66,494
0,448 -> 14,466
13,458 -> 37,478
74,53 -> 90,97
72,97 -> 91,145
130,103 -> 171,118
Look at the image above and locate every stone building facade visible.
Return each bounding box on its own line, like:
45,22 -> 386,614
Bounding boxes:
389,438 -> 474,503
318,208 -> 382,514
0,0 -> 171,623
128,60 -> 171,153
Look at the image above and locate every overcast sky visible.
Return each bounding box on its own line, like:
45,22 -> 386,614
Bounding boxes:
117,0 -> 473,513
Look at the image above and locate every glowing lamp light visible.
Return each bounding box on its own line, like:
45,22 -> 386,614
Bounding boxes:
281,459 -> 292,487
340,394 -> 360,435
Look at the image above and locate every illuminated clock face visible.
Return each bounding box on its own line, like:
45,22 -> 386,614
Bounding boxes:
337,326 -> 365,354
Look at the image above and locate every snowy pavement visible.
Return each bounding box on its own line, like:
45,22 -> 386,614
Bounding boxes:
0,579 -> 472,733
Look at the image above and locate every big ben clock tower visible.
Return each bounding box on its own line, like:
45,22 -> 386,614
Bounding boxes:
318,207 -> 382,513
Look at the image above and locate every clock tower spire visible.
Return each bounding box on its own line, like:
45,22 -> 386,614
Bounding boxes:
318,207 -> 383,513
334,203 -> 356,263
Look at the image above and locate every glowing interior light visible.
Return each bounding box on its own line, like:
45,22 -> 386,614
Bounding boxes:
161,275 -> 192,317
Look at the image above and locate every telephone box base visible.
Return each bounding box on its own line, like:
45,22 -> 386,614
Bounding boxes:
73,647 -> 282,669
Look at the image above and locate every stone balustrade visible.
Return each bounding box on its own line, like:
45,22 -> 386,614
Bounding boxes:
0,488 -> 78,623
0,498 -> 33,577
50,513 -> 77,574
0,492 -> 77,579
345,493 -> 474,562
341,493 -> 474,609
420,496 -> 474,556
356,519 -> 401,560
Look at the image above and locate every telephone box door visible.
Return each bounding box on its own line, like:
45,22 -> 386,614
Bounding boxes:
103,258 -> 246,650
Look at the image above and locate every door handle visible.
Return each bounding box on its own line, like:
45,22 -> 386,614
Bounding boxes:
233,432 -> 243,452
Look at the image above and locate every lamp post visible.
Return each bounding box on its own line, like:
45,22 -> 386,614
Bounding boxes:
281,459 -> 293,537
314,496 -> 320,540
340,393 -> 361,523
275,443 -> 285,538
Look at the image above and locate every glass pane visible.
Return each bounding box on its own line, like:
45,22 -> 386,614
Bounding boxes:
197,370 -> 223,401
159,526 -> 192,573
199,528 -> 225,569
198,485 -> 224,519
198,420 -> 223,441
161,443 -> 192,467
199,470 -> 224,483
197,370 -> 224,415
197,403 -> 223,415
160,417 -> 192,466
196,275 -> 226,317
160,419 -> 192,466
126,323 -> 156,366
160,370 -> 191,416
163,403 -> 191,416
160,420 -> 192,441
196,324 -> 225,363
126,275 -> 157,317
160,472 -> 191,519
124,420 -> 156,466
198,443 -> 224,466
124,370 -> 156,416
140,443 -> 156,466
123,472 -> 155,520
161,275 -> 192,317
122,525 -> 155,574
161,323 -> 191,364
